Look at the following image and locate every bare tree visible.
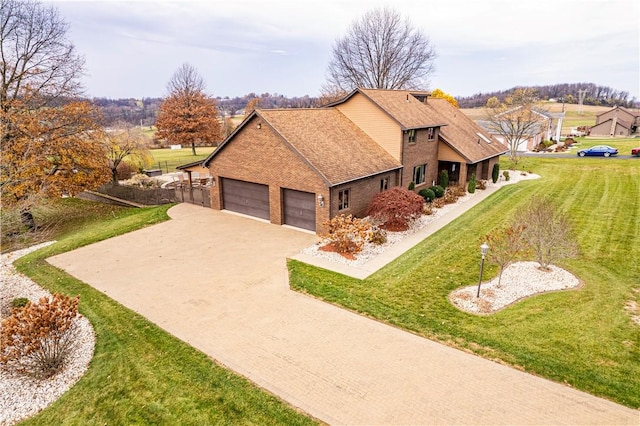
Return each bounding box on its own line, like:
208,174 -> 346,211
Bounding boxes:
515,198 -> 578,270
483,88 -> 548,165
0,0 -> 85,110
484,224 -> 529,286
104,122 -> 151,184
165,63 -> 205,98
325,7 -> 436,92
156,63 -> 222,156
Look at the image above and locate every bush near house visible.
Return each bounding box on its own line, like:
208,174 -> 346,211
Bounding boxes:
492,163 -> 500,183
430,185 -> 445,198
321,214 -> 374,255
366,187 -> 424,231
439,170 -> 449,188
418,188 -> 436,202
467,173 -> 477,194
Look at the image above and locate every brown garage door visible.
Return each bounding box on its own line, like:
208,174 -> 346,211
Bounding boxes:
222,178 -> 270,220
283,189 -> 316,231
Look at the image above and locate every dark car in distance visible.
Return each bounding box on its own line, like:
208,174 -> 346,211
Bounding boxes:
577,145 -> 619,157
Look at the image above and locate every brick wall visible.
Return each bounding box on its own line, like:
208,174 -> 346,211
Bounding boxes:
206,116 -> 330,231
329,171 -> 399,221
401,128 -> 440,189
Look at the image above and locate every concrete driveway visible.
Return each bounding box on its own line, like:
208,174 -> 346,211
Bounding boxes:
48,203 -> 638,425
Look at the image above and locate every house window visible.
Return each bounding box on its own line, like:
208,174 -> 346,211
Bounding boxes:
408,129 -> 416,144
427,127 -> 435,140
338,189 -> 350,210
413,164 -> 426,185
380,177 -> 389,191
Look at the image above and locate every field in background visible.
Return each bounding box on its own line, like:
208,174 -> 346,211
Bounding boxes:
148,147 -> 213,173
461,102 -> 615,135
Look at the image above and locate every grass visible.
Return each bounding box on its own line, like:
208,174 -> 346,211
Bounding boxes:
289,156 -> 640,409
461,102 -> 610,134
148,147 -> 213,173
569,137 -> 640,155
7,199 -> 315,425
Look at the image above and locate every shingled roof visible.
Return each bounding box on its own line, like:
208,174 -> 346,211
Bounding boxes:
430,98 -> 508,162
355,89 -> 507,163
355,89 -> 448,130
257,108 -> 401,185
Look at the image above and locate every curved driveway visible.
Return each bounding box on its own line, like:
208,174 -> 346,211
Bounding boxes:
48,203 -> 638,424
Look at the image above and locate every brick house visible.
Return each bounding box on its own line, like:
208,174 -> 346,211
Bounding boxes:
186,89 -> 506,234
590,106 -> 639,137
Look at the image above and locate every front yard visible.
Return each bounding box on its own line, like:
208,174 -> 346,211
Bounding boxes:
290,156 -> 640,408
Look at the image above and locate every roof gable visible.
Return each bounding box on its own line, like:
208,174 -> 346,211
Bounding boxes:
205,108 -> 401,186
356,88 -> 448,129
258,109 -> 401,185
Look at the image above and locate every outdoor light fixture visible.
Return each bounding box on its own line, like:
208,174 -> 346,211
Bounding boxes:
476,242 -> 489,297
317,194 -> 324,207
257,122 -> 262,129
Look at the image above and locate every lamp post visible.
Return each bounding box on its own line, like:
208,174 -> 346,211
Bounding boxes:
476,242 -> 489,298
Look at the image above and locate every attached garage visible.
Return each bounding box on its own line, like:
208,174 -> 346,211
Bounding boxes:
221,178 -> 270,220
283,189 -> 316,231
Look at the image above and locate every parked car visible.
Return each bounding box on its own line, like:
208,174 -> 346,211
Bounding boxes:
577,145 -> 619,157
632,147 -> 640,157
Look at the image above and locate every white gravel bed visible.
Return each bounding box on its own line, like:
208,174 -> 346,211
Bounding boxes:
301,196 -> 473,266
449,261 -> 580,314
1,242 -> 96,426
301,170 -> 540,266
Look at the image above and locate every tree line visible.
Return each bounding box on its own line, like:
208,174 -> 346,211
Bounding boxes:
92,93 -> 322,127
456,83 -> 638,109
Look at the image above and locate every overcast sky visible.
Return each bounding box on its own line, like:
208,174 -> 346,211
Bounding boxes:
49,0 -> 640,101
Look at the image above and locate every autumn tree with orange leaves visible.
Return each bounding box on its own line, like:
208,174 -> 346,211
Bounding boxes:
1,0 -> 110,230
156,64 -> 222,156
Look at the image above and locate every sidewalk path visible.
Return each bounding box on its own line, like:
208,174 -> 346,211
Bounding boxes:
48,201 -> 639,424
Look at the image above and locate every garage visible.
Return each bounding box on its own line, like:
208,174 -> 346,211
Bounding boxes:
222,178 -> 270,220
283,189 -> 316,231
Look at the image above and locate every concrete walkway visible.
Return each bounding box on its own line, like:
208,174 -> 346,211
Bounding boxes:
47,203 -> 639,424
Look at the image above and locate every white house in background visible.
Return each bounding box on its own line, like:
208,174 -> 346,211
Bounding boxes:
478,109 -> 564,152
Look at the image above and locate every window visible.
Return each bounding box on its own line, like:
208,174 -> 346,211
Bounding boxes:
380,177 -> 389,191
408,129 -> 416,144
338,189 -> 350,210
427,127 -> 435,140
413,164 -> 426,185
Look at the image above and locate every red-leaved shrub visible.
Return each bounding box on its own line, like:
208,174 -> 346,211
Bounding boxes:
365,187 -> 424,231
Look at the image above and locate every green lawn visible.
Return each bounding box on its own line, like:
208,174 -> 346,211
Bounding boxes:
148,147 -> 213,173
10,199 -> 315,425
569,136 -> 640,155
290,156 -> 640,408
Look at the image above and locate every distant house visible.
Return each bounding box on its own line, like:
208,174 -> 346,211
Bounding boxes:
179,89 -> 505,233
590,106 -> 639,137
478,109 -> 564,152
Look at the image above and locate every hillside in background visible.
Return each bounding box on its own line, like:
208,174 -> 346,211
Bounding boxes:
456,82 -> 637,109
91,83 -> 637,128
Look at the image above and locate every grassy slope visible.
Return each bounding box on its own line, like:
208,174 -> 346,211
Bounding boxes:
290,157 -> 640,408
11,200 -> 315,425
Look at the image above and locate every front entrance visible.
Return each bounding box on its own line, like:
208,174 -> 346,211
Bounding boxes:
221,178 -> 270,220
438,161 -> 461,186
283,189 -> 316,231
